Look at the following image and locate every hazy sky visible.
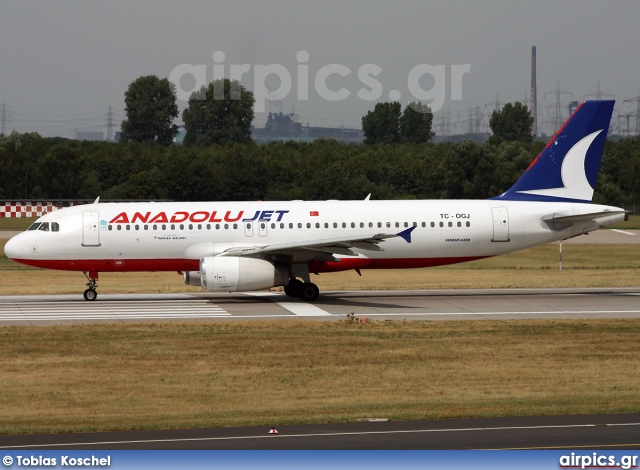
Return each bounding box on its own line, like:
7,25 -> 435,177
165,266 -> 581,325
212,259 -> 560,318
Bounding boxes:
1,0 -> 639,137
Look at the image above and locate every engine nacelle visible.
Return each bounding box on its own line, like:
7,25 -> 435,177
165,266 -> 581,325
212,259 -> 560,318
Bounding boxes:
200,256 -> 288,292
183,271 -> 202,286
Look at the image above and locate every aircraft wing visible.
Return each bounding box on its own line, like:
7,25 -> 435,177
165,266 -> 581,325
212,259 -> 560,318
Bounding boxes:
219,227 -> 416,262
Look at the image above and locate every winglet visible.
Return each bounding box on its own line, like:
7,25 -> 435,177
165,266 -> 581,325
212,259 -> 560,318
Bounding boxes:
397,226 -> 416,243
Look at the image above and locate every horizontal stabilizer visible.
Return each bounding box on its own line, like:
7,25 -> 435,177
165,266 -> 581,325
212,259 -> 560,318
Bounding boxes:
542,210 -> 627,224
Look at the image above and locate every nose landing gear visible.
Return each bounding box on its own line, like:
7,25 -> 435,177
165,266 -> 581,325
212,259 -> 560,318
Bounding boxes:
83,271 -> 99,301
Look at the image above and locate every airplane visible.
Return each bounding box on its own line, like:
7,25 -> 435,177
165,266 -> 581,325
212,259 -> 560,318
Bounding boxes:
3,100 -> 626,302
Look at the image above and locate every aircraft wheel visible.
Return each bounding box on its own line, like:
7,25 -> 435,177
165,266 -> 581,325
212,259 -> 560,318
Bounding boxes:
285,279 -> 303,297
299,282 -> 319,302
83,288 -> 98,301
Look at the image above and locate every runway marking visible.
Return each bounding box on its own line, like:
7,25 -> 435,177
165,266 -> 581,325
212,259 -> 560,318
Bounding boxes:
246,292 -> 332,316
3,422 -> 639,449
0,299 -> 230,322
611,229 -> 637,236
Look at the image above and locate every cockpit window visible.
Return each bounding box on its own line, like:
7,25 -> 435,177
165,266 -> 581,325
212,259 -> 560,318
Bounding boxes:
38,222 -> 50,231
51,222 -> 59,232
27,222 -> 42,231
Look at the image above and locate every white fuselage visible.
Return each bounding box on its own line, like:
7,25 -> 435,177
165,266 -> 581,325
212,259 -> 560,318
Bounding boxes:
4,199 -> 625,274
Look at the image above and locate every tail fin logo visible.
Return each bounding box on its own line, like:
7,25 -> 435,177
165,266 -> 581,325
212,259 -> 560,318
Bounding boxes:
517,129 -> 602,201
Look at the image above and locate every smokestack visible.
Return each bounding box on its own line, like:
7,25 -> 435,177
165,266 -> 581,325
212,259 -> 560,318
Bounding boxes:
530,46 -> 537,137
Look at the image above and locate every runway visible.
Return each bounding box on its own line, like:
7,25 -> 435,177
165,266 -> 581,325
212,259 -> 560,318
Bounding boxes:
1,414 -> 639,450
2,287 -> 640,325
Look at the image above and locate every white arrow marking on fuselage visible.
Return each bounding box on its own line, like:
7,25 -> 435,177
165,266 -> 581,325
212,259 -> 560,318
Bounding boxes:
517,129 -> 603,201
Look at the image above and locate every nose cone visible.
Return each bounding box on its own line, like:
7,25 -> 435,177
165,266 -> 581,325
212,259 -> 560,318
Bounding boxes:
4,235 -> 22,260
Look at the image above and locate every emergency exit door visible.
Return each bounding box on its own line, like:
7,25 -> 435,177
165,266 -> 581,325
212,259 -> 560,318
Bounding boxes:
82,211 -> 101,246
491,207 -> 510,242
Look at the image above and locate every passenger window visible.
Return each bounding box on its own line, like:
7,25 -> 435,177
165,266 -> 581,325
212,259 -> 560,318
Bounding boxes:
144,225 -> 149,231
342,222 -> 347,228
324,223 -> 329,228
448,221 -> 453,227
117,225 -> 122,231
108,225 -> 113,231
51,222 -> 59,232
457,221 -> 461,227
404,222 -> 409,228
298,223 -> 302,229
306,223 -> 311,229
206,224 -> 211,230
135,225 -> 139,230
378,222 -> 382,228
233,223 -> 238,229
224,224 -> 229,229
215,224 -> 220,230
333,223 -> 338,228
439,222 -> 444,227
315,223 -> 320,229
171,224 -> 175,230
198,224 -> 202,230
466,221 -> 470,227
162,224 -> 166,230
386,222 -> 391,228
289,223 -> 293,229
351,222 -> 355,228
180,224 -> 184,230
395,222 -> 399,228
369,222 -> 373,228
430,222 -> 435,227
271,223 -> 275,229
189,224 -> 193,230
28,223 -> 42,231
280,223 -> 284,229
126,225 -> 131,231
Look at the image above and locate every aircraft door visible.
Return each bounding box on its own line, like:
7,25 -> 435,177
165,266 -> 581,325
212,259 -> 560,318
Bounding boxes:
491,207 -> 510,242
259,220 -> 268,237
82,211 -> 101,247
244,221 -> 253,237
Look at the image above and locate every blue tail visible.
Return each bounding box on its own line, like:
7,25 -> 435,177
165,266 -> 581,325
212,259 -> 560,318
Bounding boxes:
492,100 -> 614,203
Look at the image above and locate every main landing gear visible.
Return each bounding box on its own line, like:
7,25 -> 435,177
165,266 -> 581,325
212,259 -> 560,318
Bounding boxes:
83,271 -> 99,301
284,278 -> 319,302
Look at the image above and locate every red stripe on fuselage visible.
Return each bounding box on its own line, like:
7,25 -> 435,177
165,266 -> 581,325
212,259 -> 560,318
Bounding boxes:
12,256 -> 489,273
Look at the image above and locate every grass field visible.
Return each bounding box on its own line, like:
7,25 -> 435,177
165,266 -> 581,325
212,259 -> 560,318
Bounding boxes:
0,319 -> 639,435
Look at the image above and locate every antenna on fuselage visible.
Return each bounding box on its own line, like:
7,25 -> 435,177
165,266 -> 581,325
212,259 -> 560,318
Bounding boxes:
364,194 -> 371,201
93,196 -> 100,204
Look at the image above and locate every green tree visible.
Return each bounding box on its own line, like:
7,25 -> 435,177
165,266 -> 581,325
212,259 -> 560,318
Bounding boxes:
182,79 -> 255,146
400,102 -> 435,143
361,102 -> 402,144
120,75 -> 179,145
489,102 -> 534,143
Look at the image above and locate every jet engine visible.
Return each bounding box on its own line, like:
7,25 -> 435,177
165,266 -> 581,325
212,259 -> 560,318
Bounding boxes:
199,256 -> 288,292
183,271 -> 202,286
